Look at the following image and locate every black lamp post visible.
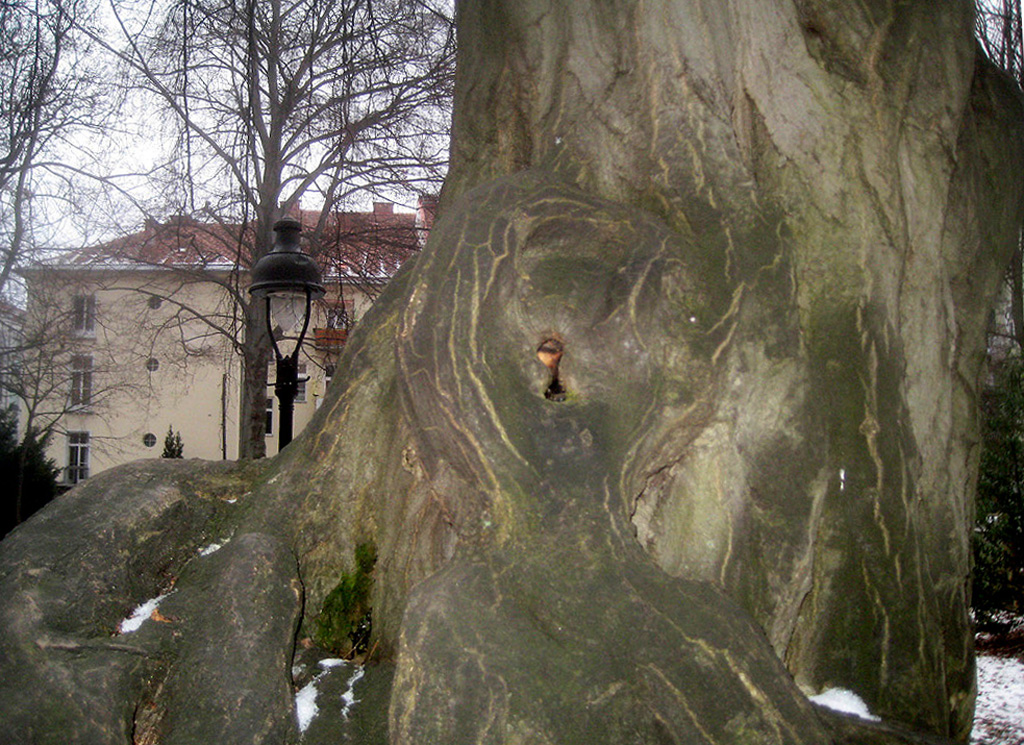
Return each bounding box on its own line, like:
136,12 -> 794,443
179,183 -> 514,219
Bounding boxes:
249,218 -> 325,449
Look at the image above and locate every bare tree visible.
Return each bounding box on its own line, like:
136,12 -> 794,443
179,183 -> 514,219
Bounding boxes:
977,0 -> 1024,77
89,0 -> 454,458
0,0 -> 105,299
977,0 -> 1024,349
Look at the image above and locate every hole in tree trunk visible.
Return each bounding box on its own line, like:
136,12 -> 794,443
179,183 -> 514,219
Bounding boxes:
537,338 -> 568,401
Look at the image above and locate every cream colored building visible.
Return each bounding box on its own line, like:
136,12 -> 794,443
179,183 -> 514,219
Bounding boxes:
19,201 -> 430,485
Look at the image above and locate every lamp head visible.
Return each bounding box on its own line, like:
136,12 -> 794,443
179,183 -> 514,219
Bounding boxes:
249,218 -> 326,301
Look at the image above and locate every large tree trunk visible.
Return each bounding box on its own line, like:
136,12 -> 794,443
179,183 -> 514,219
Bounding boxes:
1,1 -> 1023,744
238,212 -> 279,460
238,300 -> 272,460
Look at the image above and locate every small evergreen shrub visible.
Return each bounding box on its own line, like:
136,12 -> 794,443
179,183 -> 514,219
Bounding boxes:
161,426 -> 184,458
0,409 -> 60,537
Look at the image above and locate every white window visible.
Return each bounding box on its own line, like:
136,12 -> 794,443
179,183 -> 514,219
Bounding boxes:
67,431 -> 90,483
296,363 -> 307,403
72,295 -> 96,336
317,364 -> 336,410
327,304 -> 349,329
70,355 -> 93,408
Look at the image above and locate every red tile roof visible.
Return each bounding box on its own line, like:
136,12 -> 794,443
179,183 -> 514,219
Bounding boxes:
55,199 -> 437,282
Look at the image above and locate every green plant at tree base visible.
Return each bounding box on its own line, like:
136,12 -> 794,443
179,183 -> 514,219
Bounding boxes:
162,427 -> 184,459
974,354 -> 1024,625
314,542 -> 377,655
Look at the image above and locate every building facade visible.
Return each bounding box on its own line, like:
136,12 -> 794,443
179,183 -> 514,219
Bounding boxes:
0,300 -> 23,422
18,201 -> 431,485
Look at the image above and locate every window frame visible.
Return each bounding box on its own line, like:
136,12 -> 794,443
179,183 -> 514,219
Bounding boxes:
296,362 -> 307,403
72,294 -> 96,337
66,431 -> 90,484
326,304 -> 350,330
69,355 -> 93,409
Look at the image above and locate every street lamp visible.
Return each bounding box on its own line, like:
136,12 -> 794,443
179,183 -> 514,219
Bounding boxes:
249,218 -> 325,450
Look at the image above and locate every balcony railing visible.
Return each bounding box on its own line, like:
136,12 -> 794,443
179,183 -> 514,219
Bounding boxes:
313,328 -> 348,350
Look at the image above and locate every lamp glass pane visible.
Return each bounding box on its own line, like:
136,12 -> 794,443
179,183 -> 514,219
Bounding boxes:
270,291 -> 307,332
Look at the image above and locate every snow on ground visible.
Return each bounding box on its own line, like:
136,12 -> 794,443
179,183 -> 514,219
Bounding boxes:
294,680 -> 319,733
295,657 -> 365,734
339,665 -> 365,718
807,660 -> 1023,744
808,688 -> 880,722
116,591 -> 174,634
972,654 -> 1024,745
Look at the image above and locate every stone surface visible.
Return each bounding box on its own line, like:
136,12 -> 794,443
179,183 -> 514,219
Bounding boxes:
148,533 -> 302,745
0,460 -> 278,743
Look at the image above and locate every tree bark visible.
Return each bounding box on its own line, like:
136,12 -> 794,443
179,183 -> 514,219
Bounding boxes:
1,1 -> 1023,743
422,2 -> 1024,739
237,295 -> 272,460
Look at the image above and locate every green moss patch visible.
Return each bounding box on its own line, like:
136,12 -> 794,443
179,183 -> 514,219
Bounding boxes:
313,542 -> 377,656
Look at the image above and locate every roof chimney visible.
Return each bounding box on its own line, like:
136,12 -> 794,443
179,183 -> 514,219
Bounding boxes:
416,195 -> 439,236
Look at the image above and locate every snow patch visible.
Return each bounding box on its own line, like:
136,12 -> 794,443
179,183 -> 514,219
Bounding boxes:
294,660 -> 365,734
295,681 -> 319,733
199,542 -> 223,556
117,591 -> 173,634
340,666 -> 365,718
972,654 -> 1024,744
809,688 -> 880,722
318,658 -> 346,669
